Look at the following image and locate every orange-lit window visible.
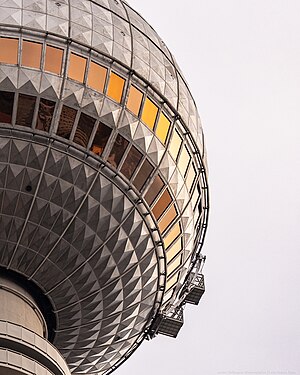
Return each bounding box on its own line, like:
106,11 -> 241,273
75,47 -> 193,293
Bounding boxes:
22,41 -> 42,69
152,188 -> 172,220
166,238 -> 182,263
167,255 -> 182,275
57,105 -> 77,140
166,272 -> 179,291
163,222 -> 181,249
158,203 -> 177,233
0,91 -> 14,124
16,94 -> 36,127
107,72 -> 125,103
178,145 -> 190,176
68,53 -> 87,82
133,159 -> 153,191
90,122 -> 112,156
87,61 -> 107,92
0,38 -> 18,64
186,163 -> 197,191
74,113 -> 96,147
169,130 -> 182,161
120,145 -> 142,179
126,85 -> 143,116
141,97 -> 158,130
44,45 -> 63,75
156,112 -> 171,144
144,175 -> 164,206
108,134 -> 129,167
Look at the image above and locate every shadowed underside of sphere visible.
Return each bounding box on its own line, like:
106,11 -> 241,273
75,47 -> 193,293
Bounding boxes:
0,0 -> 209,374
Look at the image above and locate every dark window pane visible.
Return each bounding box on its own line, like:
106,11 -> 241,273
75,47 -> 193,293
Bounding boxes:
108,134 -> 129,168
144,175 -> 164,206
36,98 -> 55,131
0,91 -> 14,124
90,122 -> 112,156
120,145 -> 142,179
57,105 -> 77,140
74,113 -> 96,147
152,188 -> 172,220
133,159 -> 153,191
16,94 -> 36,127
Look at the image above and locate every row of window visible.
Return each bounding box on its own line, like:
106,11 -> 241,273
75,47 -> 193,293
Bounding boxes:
0,89 -> 200,202
0,37 -> 197,188
0,88 -> 202,307
0,90 -> 154,192
0,37 -> 172,145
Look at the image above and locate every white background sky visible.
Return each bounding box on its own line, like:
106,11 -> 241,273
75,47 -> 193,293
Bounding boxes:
117,1 -> 300,374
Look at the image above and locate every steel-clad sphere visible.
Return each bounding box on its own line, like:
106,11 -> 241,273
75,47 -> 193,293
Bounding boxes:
0,1 -> 209,374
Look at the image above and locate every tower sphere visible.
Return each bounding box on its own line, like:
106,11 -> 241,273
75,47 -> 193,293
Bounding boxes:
0,1 -> 209,374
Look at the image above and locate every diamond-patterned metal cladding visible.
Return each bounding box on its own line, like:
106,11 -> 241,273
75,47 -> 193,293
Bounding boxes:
0,0 -> 209,374
0,134 -> 159,374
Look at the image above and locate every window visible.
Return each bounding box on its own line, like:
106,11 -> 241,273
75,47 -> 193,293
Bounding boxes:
68,53 -> 87,82
152,188 -> 172,220
158,203 -> 177,233
21,41 -> 42,69
16,94 -> 36,127
144,175 -> 164,206
178,145 -> 190,176
120,145 -> 142,179
191,184 -> 200,211
166,238 -> 182,263
167,255 -> 182,275
156,112 -> 171,144
169,130 -> 182,161
0,38 -> 18,64
57,105 -> 77,139
141,98 -> 158,130
0,91 -> 14,124
132,159 -> 153,191
107,72 -> 125,103
186,163 -> 197,191
163,222 -> 181,249
126,85 -> 143,116
108,134 -> 129,167
90,122 -> 112,156
44,45 -> 63,75
87,62 -> 107,92
162,289 -> 173,304
74,113 -> 96,147
36,98 -> 55,131
166,272 -> 179,291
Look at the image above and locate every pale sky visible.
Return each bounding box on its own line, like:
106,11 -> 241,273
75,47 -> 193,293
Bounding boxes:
118,1 -> 300,374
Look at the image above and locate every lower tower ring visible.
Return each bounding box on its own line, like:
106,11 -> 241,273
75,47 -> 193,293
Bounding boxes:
0,129 -> 165,374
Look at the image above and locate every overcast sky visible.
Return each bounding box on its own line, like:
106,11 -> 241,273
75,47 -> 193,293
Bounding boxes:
117,1 -> 300,374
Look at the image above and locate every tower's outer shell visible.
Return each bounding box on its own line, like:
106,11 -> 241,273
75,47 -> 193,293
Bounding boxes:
0,0 -> 209,374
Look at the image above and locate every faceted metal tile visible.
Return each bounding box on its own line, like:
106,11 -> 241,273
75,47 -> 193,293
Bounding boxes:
118,110 -> 139,140
0,134 -> 161,375
0,65 -> 18,90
